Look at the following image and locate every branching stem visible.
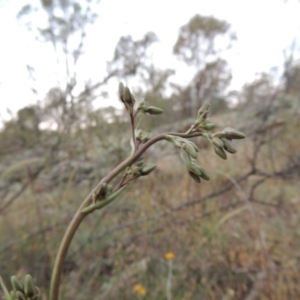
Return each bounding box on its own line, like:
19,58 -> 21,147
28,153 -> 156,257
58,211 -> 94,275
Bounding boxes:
49,130 -> 203,300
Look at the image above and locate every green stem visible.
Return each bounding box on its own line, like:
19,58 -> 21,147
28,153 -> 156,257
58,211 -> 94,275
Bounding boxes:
166,260 -> 173,300
130,112 -> 137,150
49,131 -> 201,300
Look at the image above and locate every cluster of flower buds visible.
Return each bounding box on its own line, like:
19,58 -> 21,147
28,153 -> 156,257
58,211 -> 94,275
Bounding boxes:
0,274 -> 41,300
125,161 -> 157,177
137,101 -> 164,115
119,82 -> 135,113
165,135 -> 210,183
135,129 -> 150,143
91,182 -> 113,203
209,127 -> 246,160
187,158 -> 210,183
193,102 -> 215,131
165,135 -> 199,159
180,151 -> 210,183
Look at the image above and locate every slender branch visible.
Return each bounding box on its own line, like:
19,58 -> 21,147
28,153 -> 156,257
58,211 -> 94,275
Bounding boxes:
115,173 -> 128,190
49,130 -> 202,300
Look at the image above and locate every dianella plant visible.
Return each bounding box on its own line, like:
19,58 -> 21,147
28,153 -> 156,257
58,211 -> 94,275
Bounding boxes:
0,83 -> 245,300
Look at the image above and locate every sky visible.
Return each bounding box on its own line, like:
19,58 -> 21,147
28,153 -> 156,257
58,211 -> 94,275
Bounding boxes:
0,0 -> 299,121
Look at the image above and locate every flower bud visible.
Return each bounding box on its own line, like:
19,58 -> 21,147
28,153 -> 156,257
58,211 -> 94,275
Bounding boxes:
126,165 -> 140,175
93,183 -> 109,202
213,132 -> 225,139
136,129 -> 150,143
10,290 -> 17,299
222,138 -> 236,154
180,150 -> 192,167
214,146 -> 227,160
188,170 -> 201,183
202,122 -> 215,130
118,82 -> 125,101
106,184 -> 114,194
144,106 -> 164,115
222,128 -> 246,139
212,137 -> 224,148
139,163 -> 156,176
198,166 -> 210,181
123,87 -> 135,112
11,276 -> 24,293
184,142 -> 198,159
197,102 -> 210,116
137,101 -> 147,111
24,274 -> 34,297
16,291 -> 26,300
190,163 -> 202,176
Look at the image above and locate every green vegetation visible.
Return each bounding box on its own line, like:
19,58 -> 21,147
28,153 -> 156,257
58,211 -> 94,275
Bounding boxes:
1,1 -> 300,299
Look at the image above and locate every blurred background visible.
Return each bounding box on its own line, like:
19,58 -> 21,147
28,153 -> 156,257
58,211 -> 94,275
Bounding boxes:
0,0 -> 300,299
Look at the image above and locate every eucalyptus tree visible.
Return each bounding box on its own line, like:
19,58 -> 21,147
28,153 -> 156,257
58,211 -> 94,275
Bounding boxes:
173,14 -> 235,117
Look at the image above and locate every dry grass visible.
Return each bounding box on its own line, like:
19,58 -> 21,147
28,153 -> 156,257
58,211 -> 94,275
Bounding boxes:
1,106 -> 300,299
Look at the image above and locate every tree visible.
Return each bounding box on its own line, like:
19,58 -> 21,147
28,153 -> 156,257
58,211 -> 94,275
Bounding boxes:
107,32 -> 158,78
17,0 -> 111,131
173,15 -> 235,117
173,14 -> 234,68
107,32 -> 176,126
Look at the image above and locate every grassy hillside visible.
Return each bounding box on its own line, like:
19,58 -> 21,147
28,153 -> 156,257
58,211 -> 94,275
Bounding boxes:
0,97 -> 300,299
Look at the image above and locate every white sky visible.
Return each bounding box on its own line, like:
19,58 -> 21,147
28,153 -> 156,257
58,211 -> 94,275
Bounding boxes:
0,0 -> 300,120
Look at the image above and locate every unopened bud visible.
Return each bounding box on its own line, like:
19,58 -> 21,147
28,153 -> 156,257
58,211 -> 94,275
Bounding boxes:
197,102 -> 210,116
222,138 -> 237,154
188,170 -> 201,183
118,82 -> 125,101
136,129 -> 150,143
126,165 -> 140,175
123,87 -> 135,112
184,142 -> 198,159
214,146 -> 227,160
222,128 -> 246,139
10,290 -> 17,299
16,291 -> 26,300
24,274 -> 35,297
144,106 -> 164,115
106,184 -> 113,194
212,137 -> 224,148
198,166 -> 210,181
213,132 -> 225,139
202,122 -> 215,130
11,276 -> 24,293
139,163 -> 157,176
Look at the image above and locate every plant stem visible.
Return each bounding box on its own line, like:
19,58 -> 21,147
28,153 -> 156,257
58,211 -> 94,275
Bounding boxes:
166,260 -> 173,300
130,112 -> 136,150
49,131 -> 201,300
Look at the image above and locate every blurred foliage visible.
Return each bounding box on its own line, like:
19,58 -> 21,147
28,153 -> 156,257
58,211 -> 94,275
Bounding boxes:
172,15 -> 236,118
173,14 -> 234,67
107,32 -> 159,78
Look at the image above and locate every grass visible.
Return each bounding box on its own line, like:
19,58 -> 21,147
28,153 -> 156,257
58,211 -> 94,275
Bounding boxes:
1,104 -> 300,299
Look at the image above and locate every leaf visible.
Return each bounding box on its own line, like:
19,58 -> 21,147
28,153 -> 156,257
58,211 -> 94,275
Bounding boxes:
0,276 -> 12,300
207,206 -> 248,240
0,157 -> 44,181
